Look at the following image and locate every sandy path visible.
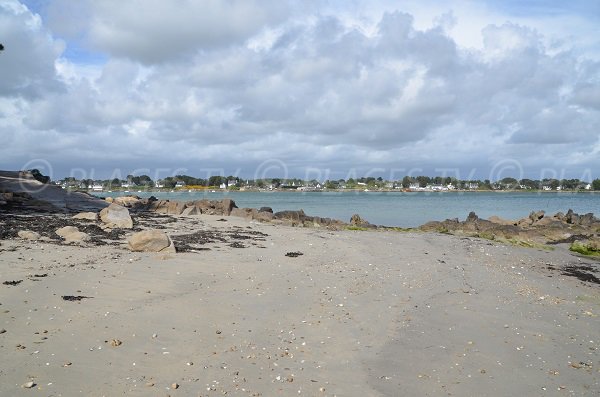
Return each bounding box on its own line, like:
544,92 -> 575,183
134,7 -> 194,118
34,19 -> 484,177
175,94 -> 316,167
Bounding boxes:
1,216 -> 599,396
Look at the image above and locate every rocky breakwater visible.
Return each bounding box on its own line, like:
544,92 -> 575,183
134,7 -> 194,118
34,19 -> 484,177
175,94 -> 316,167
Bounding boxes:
420,209 -> 600,254
109,195 -> 352,229
230,207 -> 348,228
109,196 -> 238,217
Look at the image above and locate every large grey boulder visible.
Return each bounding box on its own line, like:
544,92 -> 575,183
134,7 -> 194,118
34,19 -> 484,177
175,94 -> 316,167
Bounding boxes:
127,230 -> 175,252
100,203 -> 133,229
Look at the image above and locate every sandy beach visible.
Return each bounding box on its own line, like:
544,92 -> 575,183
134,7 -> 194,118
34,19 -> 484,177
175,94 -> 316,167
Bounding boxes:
1,210 -> 599,396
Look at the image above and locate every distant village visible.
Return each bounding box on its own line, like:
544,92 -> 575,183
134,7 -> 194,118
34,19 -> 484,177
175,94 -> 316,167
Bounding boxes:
53,174 -> 600,193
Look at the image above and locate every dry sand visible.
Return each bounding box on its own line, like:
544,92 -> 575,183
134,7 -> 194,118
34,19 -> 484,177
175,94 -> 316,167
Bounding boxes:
1,215 -> 599,396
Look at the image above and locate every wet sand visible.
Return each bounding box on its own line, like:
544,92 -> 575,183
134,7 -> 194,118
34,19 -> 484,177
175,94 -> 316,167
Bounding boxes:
1,215 -> 599,396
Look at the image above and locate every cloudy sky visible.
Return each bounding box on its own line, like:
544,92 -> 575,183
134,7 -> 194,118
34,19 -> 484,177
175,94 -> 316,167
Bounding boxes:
1,0 -> 599,181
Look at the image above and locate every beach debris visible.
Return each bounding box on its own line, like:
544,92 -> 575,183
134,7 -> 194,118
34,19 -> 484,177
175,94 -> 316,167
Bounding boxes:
127,229 -> 175,253
171,382 -> 179,389
61,295 -> 93,301
100,203 -> 133,229
3,280 -> 22,286
0,328 -> 6,334
17,230 -> 40,240
171,228 -> 267,252
22,381 -> 35,389
108,339 -> 122,347
285,252 -> 304,257
561,263 -> 600,285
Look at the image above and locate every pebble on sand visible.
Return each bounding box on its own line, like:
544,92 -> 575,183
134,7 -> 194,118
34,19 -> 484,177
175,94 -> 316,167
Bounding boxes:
22,381 -> 35,388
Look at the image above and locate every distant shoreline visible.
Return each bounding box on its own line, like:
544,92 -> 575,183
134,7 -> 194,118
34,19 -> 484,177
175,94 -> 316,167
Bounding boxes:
81,188 -> 598,195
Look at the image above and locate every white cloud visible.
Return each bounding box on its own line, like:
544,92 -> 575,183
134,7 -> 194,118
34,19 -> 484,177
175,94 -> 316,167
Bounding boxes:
2,1 -> 600,179
0,0 -> 64,98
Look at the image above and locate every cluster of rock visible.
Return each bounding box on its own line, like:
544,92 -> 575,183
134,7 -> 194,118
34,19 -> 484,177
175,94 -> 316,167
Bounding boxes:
105,195 -> 351,228
420,209 -> 600,248
230,207 -> 348,228
17,201 -> 175,252
107,196 -> 237,217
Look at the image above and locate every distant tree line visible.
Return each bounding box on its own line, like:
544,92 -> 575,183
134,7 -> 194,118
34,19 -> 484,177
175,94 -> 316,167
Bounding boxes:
49,171 -> 600,191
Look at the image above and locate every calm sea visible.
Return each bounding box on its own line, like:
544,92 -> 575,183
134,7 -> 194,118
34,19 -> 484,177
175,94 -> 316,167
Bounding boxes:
96,191 -> 600,227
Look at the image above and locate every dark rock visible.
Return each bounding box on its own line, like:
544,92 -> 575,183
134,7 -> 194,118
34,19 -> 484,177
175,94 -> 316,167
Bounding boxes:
274,210 -> 306,221
230,207 -> 257,219
529,210 -> 545,222
253,211 -> 274,222
259,207 -> 273,213
566,209 -> 580,224
466,212 -> 479,222
580,213 -> 596,226
350,214 -> 375,228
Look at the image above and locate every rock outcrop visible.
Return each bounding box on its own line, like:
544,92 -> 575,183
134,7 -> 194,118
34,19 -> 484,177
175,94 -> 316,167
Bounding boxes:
145,198 -> 237,216
127,230 -> 175,252
420,209 -> 600,246
0,170 -> 108,212
99,203 -> 133,229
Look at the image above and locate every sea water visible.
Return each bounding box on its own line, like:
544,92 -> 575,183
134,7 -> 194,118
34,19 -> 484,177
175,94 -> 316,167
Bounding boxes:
97,191 -> 600,227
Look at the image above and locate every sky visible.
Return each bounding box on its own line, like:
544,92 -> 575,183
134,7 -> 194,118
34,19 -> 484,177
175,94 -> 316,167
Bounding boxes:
1,0 -> 599,182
